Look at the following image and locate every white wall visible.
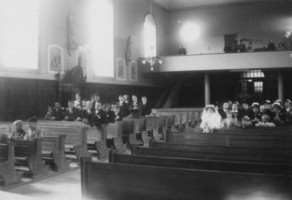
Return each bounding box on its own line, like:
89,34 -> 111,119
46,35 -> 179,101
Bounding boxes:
167,2 -> 292,55
0,0 -> 169,86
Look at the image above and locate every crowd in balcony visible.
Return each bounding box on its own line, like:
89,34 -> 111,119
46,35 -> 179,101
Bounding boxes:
224,40 -> 290,53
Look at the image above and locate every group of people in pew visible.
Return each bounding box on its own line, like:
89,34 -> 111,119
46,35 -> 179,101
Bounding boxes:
201,99 -> 292,133
0,117 -> 42,142
44,93 -> 152,148
45,93 -> 152,122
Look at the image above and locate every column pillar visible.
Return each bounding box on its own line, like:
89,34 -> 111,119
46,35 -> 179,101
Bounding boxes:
278,71 -> 284,101
204,73 -> 210,105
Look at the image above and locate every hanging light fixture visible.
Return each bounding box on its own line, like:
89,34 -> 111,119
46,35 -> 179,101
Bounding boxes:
142,47 -> 162,71
141,0 -> 162,71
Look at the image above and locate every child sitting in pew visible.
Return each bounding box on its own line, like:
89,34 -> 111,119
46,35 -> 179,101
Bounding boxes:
103,103 -> 115,123
44,106 -> 53,120
92,102 -> 107,140
113,105 -> 123,121
10,120 -> 26,139
200,105 -> 222,133
82,101 -> 93,126
24,117 -> 43,140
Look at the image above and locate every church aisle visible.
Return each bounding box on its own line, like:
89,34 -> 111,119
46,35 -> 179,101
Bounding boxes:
0,169 -> 82,200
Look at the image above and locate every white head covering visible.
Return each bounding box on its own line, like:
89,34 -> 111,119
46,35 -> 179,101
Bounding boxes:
201,104 -> 222,130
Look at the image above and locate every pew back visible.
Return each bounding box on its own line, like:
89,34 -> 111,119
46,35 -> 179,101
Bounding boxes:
80,159 -> 292,200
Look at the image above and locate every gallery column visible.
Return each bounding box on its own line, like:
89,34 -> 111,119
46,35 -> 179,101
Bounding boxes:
204,72 -> 210,105
278,71 -> 284,101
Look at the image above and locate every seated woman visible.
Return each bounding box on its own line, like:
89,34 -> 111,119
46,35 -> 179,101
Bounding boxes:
230,102 -> 241,125
24,117 -> 43,140
200,105 -> 222,133
10,120 -> 26,139
218,102 -> 230,120
271,102 -> 286,126
250,102 -> 262,125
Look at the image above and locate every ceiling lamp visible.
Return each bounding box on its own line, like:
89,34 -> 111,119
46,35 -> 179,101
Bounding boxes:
142,46 -> 162,71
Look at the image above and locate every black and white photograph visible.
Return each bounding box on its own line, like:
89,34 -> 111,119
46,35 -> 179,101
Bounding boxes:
0,0 -> 292,200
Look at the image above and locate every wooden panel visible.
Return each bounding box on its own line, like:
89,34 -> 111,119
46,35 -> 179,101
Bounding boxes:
80,160 -> 292,200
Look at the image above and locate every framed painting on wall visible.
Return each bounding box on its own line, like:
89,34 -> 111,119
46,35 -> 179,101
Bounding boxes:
129,60 -> 138,81
116,58 -> 126,80
76,50 -> 87,75
48,44 -> 64,73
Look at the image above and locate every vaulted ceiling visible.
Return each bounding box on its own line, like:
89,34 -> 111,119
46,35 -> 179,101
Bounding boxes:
152,0 -> 292,10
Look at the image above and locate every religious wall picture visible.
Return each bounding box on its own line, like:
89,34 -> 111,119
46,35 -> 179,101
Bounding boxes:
116,58 -> 126,80
129,61 -> 138,81
76,50 -> 87,75
48,45 -> 64,73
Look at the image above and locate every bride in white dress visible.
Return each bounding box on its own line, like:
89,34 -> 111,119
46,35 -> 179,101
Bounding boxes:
200,105 -> 222,133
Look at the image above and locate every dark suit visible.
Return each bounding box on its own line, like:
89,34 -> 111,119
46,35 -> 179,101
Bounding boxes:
92,110 -> 107,127
141,102 -> 151,116
129,102 -> 141,118
64,107 -> 78,121
52,107 -> 64,121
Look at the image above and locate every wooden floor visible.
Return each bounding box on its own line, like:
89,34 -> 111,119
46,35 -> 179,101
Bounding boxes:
0,167 -> 82,200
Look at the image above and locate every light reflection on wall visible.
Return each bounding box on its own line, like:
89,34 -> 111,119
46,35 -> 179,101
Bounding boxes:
87,0 -> 114,77
180,22 -> 201,43
0,0 -> 39,70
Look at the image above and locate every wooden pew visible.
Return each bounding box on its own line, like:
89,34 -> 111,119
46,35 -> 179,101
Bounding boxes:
11,138 -> 48,178
145,142 -> 292,163
80,158 -> 292,200
0,142 -> 22,186
110,150 -> 292,175
156,108 -> 202,130
42,135 -> 70,171
165,129 -> 292,149
43,127 -> 88,161
9,121 -> 89,161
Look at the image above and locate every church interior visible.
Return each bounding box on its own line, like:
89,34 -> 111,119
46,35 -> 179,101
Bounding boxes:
0,0 -> 292,199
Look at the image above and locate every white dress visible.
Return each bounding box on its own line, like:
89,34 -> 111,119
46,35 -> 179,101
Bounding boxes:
200,109 -> 222,133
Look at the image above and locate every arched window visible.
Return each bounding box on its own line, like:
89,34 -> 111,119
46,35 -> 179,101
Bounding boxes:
88,0 -> 114,77
0,0 -> 39,70
144,14 -> 157,58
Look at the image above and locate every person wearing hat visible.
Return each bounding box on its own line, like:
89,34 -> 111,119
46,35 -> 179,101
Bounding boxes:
200,104 -> 222,133
250,102 -> 262,125
262,100 -> 273,120
271,102 -> 286,126
231,102 -> 241,125
284,99 -> 292,124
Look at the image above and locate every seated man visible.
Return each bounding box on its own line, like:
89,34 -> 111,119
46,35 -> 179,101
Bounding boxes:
24,117 -> 43,140
141,96 -> 151,117
10,120 -> 26,139
64,100 -> 79,121
51,102 -> 64,121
